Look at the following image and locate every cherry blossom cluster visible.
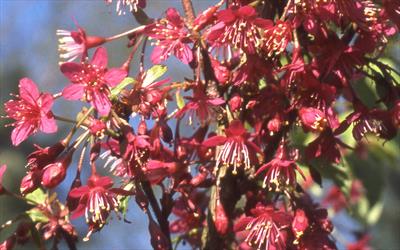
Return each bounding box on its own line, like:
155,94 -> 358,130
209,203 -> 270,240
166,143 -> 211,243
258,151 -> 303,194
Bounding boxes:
1,0 -> 399,249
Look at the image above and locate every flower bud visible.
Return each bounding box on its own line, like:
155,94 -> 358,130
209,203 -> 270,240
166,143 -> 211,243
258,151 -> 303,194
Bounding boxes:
41,151 -> 73,188
292,209 -> 309,240
89,119 -> 106,136
214,200 -> 228,235
228,94 -> 242,112
20,170 -> 41,195
138,120 -> 147,135
267,117 -> 282,135
299,107 -> 327,132
27,142 -> 66,169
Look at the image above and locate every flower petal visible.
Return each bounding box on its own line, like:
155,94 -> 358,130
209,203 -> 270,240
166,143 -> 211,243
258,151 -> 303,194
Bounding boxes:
104,68 -> 127,87
37,93 -> 54,113
69,186 -> 90,198
60,62 -> 84,82
175,44 -> 193,64
62,84 -> 85,100
91,47 -> 108,68
91,90 -> 111,116
151,46 -> 167,64
40,114 -> 58,134
11,122 -> 35,146
19,78 -> 40,106
202,135 -> 227,147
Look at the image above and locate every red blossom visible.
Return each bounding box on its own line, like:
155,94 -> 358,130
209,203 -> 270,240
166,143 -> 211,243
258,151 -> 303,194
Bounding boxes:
299,107 -> 327,132
203,120 -> 261,174
256,143 -> 305,192
4,78 -> 57,146
263,20 -> 292,56
207,6 -> 273,55
61,47 -> 127,115
175,85 -> 225,126
234,204 -> 292,250
145,8 -> 193,64
68,174 -> 129,238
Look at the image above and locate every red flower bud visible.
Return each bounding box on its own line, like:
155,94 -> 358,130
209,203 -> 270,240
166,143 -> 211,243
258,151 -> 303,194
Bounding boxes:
41,163 -> 67,188
138,120 -> 147,135
89,119 -> 106,136
27,142 -> 66,169
229,94 -> 242,112
292,209 -> 309,240
214,200 -> 228,235
41,151 -> 73,188
20,170 -> 41,195
299,107 -> 327,132
267,117 -> 282,135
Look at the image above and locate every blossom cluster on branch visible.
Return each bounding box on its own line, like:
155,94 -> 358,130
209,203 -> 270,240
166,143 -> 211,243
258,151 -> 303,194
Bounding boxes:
1,0 -> 399,249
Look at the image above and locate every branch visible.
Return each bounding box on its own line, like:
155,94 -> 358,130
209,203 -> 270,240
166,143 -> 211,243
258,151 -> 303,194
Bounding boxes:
181,0 -> 196,27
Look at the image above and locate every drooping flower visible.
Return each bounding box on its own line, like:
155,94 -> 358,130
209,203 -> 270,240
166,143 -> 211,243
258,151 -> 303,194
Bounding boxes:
56,25 -> 105,63
256,143 -> 305,192
60,47 -> 127,115
175,85 -> 225,126
305,129 -> 347,164
145,8 -> 193,64
4,78 -> 57,146
206,5 -> 273,55
292,209 -> 309,241
105,0 -> 146,15
234,204 -> 292,250
68,174 -> 127,238
263,20 -> 292,56
202,120 -> 261,174
335,101 -> 397,141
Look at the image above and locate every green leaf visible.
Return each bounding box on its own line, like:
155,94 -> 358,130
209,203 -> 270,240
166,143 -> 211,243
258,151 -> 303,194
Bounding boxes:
175,89 -> 185,109
366,200 -> 384,225
25,189 -> 47,205
143,65 -> 167,87
118,182 -> 134,219
111,77 -> 135,97
26,209 -> 49,223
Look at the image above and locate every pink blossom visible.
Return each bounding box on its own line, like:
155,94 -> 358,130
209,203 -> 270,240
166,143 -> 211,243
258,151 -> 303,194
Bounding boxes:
61,47 -> 127,115
4,78 -> 57,146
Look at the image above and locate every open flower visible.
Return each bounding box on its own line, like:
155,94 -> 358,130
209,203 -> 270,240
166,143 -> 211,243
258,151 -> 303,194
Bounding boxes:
234,204 -> 292,250
206,5 -> 273,55
68,174 -> 129,239
202,120 -> 261,174
256,143 -> 305,192
175,85 -> 225,126
4,78 -> 57,146
60,47 -> 127,115
145,8 -> 193,64
263,20 -> 292,56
